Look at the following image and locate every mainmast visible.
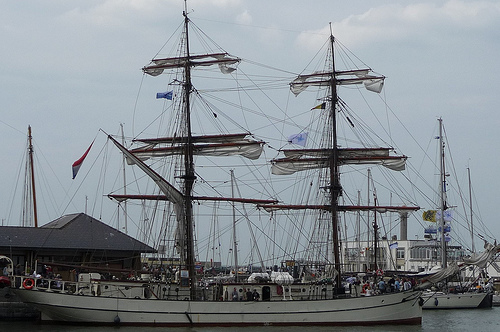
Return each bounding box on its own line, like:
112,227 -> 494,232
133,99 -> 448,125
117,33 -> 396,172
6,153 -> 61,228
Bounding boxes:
267,29 -> 416,292
328,32 -> 342,290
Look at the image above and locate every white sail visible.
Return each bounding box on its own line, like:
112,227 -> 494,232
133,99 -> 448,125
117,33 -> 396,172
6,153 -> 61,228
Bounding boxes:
425,263 -> 461,284
272,158 -> 328,175
130,140 -> 264,161
143,53 -> 240,76
462,241 -> 500,269
108,135 -> 184,206
283,147 -> 393,158
364,78 -> 384,93
108,135 -> 188,261
290,69 -> 385,96
272,147 -> 406,175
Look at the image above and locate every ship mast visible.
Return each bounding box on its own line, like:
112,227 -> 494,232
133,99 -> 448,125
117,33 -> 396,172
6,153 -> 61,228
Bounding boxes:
27,125 -> 38,228
264,27 -> 418,292
467,167 -> 475,253
438,117 -> 448,268
328,31 -> 342,290
181,4 -> 197,299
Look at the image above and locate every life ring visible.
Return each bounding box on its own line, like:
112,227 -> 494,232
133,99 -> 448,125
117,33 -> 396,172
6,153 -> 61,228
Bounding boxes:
362,284 -> 369,293
376,269 -> 384,276
23,278 -> 34,290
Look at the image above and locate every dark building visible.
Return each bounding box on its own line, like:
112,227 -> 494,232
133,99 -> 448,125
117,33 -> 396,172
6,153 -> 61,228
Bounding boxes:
0,212 -> 155,280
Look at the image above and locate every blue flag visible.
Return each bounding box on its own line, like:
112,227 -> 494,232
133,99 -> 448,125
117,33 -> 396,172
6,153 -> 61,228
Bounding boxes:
288,132 -> 308,146
156,91 -> 173,100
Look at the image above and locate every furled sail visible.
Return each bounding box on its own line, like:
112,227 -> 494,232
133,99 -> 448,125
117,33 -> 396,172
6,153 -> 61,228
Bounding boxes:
290,69 -> 385,96
135,133 -> 251,144
143,53 -> 240,76
271,147 -> 406,175
130,134 -> 264,161
425,263 -> 461,284
462,241 -> 500,269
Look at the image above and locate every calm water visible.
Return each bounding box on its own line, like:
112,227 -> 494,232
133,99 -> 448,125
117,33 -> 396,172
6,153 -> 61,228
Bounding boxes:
1,307 -> 499,332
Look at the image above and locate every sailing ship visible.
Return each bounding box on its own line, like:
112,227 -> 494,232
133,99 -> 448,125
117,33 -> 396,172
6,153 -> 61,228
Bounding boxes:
11,4 -> 424,326
418,118 -> 495,309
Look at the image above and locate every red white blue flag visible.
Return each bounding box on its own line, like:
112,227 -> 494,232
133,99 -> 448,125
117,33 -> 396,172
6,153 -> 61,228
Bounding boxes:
72,141 -> 93,179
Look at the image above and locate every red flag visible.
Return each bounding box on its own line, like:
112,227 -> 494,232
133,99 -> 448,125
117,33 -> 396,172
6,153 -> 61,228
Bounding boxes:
72,141 -> 93,179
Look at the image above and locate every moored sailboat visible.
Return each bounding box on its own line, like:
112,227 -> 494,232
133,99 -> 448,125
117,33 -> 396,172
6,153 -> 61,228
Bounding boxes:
418,118 -> 495,309
11,4 -> 423,326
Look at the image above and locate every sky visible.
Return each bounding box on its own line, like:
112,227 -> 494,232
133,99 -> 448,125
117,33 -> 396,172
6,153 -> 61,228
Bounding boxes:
1,0 -> 500,259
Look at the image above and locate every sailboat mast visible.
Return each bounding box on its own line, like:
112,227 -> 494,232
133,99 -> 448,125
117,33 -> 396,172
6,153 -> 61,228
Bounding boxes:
182,6 -> 197,299
468,167 -> 475,253
28,126 -> 38,228
230,170 -> 239,282
120,123 -> 128,234
373,196 -> 379,271
328,30 -> 342,289
438,118 -> 447,268
356,191 -> 361,272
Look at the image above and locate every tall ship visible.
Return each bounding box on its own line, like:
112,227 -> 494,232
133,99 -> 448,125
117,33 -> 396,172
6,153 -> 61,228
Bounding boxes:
10,3 -> 423,326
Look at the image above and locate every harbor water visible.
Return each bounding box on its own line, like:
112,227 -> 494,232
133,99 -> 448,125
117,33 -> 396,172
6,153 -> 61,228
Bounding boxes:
1,307 -> 499,332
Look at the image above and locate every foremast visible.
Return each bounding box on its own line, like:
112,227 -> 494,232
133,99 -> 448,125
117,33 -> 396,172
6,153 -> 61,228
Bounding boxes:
180,8 -> 197,300
109,6 -> 271,300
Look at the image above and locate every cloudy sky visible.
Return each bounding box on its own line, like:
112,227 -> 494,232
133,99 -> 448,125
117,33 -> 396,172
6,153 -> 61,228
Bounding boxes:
1,0 -> 499,252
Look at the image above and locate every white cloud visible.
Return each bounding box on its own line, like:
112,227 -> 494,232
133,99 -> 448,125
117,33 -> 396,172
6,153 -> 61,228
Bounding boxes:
295,1 -> 500,51
60,0 -> 174,28
236,9 -> 252,25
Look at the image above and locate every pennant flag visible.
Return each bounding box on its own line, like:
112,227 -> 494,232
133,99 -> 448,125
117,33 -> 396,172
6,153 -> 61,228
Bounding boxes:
72,141 -> 94,179
288,132 -> 308,146
389,242 -> 398,249
156,91 -> 173,100
311,102 -> 326,110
